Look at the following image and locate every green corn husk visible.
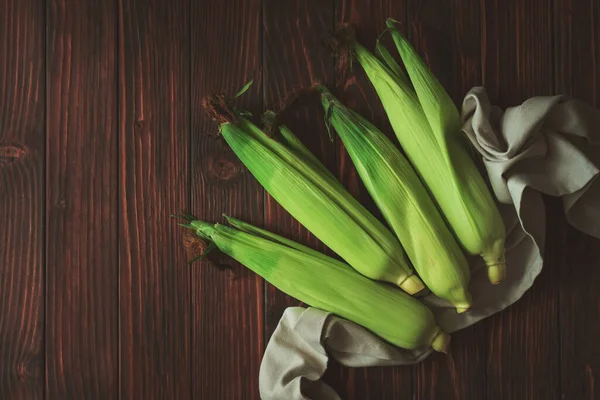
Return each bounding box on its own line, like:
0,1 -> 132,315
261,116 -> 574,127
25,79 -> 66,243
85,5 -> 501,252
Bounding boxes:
338,22 -> 506,284
182,214 -> 450,352
318,85 -> 471,311
202,93 -> 424,294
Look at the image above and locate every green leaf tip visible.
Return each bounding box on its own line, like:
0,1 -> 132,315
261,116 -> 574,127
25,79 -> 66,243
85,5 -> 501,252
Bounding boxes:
386,17 -> 402,26
233,80 -> 254,99
313,84 -> 337,142
324,101 -> 335,142
171,209 -> 198,223
374,40 -> 409,85
223,214 -> 238,224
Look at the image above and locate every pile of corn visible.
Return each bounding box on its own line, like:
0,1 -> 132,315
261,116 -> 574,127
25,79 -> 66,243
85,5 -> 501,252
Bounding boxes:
178,19 -> 506,354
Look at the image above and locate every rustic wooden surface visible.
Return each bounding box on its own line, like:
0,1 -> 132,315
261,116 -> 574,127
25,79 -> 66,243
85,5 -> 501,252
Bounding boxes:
0,0 -> 44,398
46,0 -> 118,398
0,0 -> 598,399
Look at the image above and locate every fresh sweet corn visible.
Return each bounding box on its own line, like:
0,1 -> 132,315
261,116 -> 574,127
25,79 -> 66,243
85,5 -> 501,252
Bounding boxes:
202,94 -> 424,293
182,214 -> 450,352
318,85 -> 471,311
340,22 -> 506,283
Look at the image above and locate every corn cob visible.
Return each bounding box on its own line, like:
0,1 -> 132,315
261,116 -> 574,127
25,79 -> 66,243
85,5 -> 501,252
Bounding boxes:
337,23 -> 506,283
318,85 -> 471,311
180,214 -> 450,352
202,93 -> 424,293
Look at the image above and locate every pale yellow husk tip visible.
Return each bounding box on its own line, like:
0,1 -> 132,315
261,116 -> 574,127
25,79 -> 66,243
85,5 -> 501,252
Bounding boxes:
431,330 -> 451,353
487,263 -> 507,284
450,287 -> 472,313
398,275 -> 425,295
484,249 -> 506,284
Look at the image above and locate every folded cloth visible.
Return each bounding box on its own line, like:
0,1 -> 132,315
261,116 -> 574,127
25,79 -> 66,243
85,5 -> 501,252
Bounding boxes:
259,87 -> 600,400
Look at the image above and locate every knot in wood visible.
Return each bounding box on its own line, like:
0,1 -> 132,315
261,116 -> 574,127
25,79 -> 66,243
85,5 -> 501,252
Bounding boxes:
134,119 -> 145,131
208,153 -> 241,183
0,143 -> 27,166
16,356 -> 42,382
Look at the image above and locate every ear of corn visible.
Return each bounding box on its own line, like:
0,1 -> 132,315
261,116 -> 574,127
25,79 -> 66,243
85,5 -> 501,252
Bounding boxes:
204,96 -> 424,293
342,23 -> 506,284
317,85 -> 472,311
182,215 -> 450,352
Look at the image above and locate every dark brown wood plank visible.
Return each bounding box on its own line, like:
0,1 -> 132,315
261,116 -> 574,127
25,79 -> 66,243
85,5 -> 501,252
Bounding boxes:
408,1 -> 487,399
0,0 -> 45,397
555,1 -> 600,398
332,2 -> 413,399
45,0 -> 118,397
559,227 -> 600,400
262,0 -> 334,349
408,0 -> 483,105
482,1 -> 561,399
118,0 -> 191,397
190,1 -> 263,398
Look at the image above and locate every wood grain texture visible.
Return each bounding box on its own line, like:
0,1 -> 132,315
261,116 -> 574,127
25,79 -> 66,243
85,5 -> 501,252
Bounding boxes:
408,1 -> 487,399
331,2 -> 413,399
45,0 -> 118,397
262,0 -> 335,339
191,1 -> 264,398
118,0 -> 191,397
482,1 -> 561,399
0,0 -> 45,397
555,1 -> 600,398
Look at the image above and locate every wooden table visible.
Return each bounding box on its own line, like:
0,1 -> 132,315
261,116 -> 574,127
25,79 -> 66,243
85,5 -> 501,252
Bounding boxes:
1,0 -> 599,398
